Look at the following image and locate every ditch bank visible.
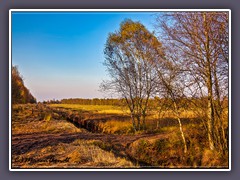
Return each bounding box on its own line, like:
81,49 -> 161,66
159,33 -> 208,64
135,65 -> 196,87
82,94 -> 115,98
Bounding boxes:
49,106 -> 131,134
34,104 -> 176,167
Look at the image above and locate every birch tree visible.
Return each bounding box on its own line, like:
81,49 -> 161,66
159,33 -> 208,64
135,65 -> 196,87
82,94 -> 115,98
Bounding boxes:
154,59 -> 188,153
101,19 -> 164,131
155,12 -> 229,151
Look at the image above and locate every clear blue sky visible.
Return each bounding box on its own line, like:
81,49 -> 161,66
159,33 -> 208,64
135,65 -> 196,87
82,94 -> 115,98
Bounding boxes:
12,11 -> 157,102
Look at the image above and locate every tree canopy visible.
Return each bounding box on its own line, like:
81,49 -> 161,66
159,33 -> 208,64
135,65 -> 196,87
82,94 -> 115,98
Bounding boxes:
101,19 -> 165,131
12,66 -> 36,104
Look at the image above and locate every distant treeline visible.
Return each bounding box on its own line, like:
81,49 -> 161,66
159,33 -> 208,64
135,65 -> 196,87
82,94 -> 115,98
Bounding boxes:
43,97 -> 228,109
12,66 -> 36,104
43,98 -> 124,106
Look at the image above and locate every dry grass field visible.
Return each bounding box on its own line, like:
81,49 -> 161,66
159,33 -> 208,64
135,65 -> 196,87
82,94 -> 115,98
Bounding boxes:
11,103 -> 229,169
50,104 -> 129,115
11,104 -> 135,168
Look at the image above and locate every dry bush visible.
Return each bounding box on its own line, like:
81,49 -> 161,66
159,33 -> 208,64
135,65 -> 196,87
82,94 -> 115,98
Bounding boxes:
201,149 -> 228,168
127,122 -> 228,168
128,132 -> 185,167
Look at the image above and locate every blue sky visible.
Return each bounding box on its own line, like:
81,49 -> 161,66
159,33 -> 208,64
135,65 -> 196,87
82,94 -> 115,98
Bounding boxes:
12,11 -> 157,102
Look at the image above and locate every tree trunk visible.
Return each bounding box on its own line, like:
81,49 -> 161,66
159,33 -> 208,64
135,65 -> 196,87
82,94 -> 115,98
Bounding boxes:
206,89 -> 215,151
204,13 -> 215,151
206,59 -> 215,151
131,113 -> 136,132
213,67 -> 227,153
142,110 -> 146,130
136,115 -> 141,131
173,102 -> 187,153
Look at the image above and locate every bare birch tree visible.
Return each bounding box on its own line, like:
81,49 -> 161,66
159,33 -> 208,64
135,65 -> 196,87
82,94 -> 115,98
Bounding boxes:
153,59 -> 188,153
155,12 -> 229,152
101,19 -> 164,131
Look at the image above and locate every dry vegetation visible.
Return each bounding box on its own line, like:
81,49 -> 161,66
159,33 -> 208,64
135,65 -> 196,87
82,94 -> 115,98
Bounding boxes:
128,124 -> 228,168
11,103 -> 228,169
13,139 -> 134,168
50,104 -> 129,115
12,104 -> 135,168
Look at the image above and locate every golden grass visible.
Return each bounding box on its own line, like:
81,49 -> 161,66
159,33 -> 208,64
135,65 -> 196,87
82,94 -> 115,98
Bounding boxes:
49,104 -> 129,114
12,119 -> 84,135
12,104 -> 229,168
128,122 -> 228,168
12,104 -> 135,168
12,104 -> 84,135
12,139 -> 134,168
98,120 -> 133,134
201,149 -> 228,168
149,109 -> 201,119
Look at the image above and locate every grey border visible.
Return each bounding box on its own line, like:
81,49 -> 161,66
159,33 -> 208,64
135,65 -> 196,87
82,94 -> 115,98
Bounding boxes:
8,9 -> 231,172
1,0 -> 239,179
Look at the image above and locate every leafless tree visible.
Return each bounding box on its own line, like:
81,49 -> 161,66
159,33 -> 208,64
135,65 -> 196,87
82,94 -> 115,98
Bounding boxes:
155,11 -> 229,152
101,19 -> 164,131
153,58 -> 188,153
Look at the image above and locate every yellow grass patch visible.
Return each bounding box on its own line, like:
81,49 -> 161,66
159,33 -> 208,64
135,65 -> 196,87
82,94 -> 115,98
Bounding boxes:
49,104 -> 129,114
98,120 -> 133,134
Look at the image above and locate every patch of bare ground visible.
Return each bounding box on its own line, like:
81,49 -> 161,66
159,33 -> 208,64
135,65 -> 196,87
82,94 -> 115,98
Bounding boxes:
12,104 -> 172,168
12,130 -> 172,168
12,139 -> 134,168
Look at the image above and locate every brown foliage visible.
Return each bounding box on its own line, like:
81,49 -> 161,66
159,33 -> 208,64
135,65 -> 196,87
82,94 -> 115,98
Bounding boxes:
12,66 -> 36,104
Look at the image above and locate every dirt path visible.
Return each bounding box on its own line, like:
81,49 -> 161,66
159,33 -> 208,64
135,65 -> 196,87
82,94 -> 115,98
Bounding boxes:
12,131 -> 170,156
12,130 -> 172,168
